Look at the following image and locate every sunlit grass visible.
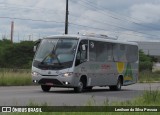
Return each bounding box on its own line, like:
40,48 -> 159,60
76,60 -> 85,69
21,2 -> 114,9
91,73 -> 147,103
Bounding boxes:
0,68 -> 32,86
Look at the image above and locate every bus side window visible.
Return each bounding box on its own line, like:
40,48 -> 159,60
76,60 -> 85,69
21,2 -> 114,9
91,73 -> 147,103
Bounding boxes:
126,45 -> 138,62
113,44 -> 119,62
106,43 -> 113,61
75,40 -> 88,66
89,41 -> 96,61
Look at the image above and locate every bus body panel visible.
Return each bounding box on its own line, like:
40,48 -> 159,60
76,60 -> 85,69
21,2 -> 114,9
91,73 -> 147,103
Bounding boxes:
73,61 -> 138,87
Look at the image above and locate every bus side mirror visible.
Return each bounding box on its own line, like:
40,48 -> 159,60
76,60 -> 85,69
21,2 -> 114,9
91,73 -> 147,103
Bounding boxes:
33,46 -> 37,52
33,39 -> 41,52
82,44 -> 86,51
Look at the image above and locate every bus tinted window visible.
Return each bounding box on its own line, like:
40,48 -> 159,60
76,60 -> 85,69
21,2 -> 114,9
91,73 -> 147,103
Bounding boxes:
118,44 -> 127,62
89,40 -> 138,62
89,41 -> 113,62
126,45 -> 138,62
96,42 -> 107,62
89,41 -> 96,61
113,44 -> 138,62
113,44 -> 119,62
106,43 -> 113,61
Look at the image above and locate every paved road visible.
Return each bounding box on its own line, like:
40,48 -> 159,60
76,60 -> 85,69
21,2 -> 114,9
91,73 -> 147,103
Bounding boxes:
0,83 -> 159,106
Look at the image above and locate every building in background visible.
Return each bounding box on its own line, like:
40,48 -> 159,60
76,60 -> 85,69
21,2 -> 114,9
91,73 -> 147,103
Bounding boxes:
131,41 -> 160,60
136,41 -> 160,56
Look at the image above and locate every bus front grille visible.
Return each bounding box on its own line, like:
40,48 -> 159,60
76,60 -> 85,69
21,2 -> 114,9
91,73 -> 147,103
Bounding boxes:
38,78 -> 63,85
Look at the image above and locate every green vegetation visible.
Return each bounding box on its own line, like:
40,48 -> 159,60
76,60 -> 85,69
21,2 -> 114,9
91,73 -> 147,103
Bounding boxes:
139,50 -> 159,72
0,39 -> 34,69
83,88 -> 160,107
112,90 -> 160,106
0,39 -> 34,86
139,71 -> 160,83
0,69 -> 32,86
139,50 -> 153,72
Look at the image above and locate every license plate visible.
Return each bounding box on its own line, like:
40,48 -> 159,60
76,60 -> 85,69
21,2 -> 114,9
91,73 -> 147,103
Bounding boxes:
45,83 -> 53,86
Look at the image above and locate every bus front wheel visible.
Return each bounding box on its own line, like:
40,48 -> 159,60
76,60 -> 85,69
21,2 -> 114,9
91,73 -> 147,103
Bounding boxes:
74,81 -> 84,93
85,87 -> 93,91
41,85 -> 51,92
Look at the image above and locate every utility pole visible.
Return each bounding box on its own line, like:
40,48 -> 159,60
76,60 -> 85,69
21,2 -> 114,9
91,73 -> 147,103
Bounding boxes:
11,21 -> 14,43
65,0 -> 69,34
29,35 -> 31,41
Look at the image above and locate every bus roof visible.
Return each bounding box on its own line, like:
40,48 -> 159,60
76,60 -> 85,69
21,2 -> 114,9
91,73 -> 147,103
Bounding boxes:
45,34 -> 138,46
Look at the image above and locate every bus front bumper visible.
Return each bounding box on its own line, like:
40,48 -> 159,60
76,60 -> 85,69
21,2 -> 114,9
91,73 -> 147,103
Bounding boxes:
32,73 -> 77,87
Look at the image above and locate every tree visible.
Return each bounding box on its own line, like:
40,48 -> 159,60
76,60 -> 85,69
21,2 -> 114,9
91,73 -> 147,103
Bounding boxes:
139,50 -> 153,71
0,40 -> 34,69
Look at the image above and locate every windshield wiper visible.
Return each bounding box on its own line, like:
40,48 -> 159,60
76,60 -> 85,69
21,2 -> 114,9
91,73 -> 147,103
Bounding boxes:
40,48 -> 62,66
38,52 -> 63,70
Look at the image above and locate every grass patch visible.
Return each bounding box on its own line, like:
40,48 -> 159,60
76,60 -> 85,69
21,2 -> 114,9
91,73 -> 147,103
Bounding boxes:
0,68 -> 32,86
139,71 -> 160,83
112,90 -> 160,106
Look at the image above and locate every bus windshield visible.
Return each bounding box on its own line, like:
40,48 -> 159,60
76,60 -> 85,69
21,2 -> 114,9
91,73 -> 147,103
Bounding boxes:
34,38 -> 78,69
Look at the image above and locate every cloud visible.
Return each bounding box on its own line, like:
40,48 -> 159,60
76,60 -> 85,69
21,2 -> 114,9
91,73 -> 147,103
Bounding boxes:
130,3 -> 160,23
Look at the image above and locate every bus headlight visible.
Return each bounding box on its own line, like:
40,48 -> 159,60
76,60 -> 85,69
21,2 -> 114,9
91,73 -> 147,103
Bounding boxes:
62,72 -> 73,77
32,72 -> 40,77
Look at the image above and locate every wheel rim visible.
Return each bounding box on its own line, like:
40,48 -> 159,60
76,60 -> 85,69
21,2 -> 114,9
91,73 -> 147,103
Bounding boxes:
117,79 -> 121,89
79,82 -> 83,91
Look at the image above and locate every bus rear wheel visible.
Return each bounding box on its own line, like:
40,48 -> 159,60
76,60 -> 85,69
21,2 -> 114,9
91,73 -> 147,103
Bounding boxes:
41,85 -> 51,92
109,77 -> 122,91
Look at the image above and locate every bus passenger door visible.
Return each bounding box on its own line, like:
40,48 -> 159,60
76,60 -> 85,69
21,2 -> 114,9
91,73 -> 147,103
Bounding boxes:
75,40 -> 88,66
74,40 -> 89,85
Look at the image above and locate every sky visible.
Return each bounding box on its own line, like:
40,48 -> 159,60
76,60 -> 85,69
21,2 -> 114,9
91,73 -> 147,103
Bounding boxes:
0,0 -> 160,42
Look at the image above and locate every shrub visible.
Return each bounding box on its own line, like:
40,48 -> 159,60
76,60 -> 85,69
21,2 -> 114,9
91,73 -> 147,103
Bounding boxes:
0,40 -> 34,69
139,61 -> 153,72
139,50 -> 153,72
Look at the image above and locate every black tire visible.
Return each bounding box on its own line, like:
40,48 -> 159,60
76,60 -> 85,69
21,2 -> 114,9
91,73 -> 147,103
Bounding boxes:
84,86 -> 93,91
41,85 -> 51,92
109,77 -> 122,91
74,81 -> 84,93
